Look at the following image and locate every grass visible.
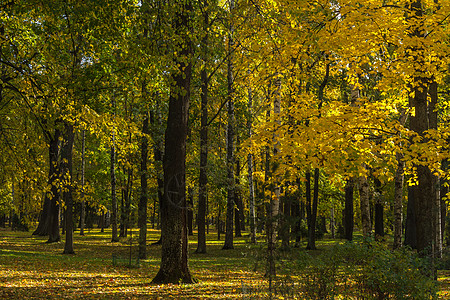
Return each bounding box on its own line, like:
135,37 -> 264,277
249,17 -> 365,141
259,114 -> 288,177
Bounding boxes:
0,227 -> 449,299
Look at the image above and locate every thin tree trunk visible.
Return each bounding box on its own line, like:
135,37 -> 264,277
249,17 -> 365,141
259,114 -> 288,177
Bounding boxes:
429,80 -> 442,258
247,85 -> 256,243
138,115 -> 149,259
393,153 -> 404,249
374,178 -> 384,240
359,174 -> 371,237
281,189 -> 291,249
188,187 -> 194,236
305,171 -> 312,241
62,122 -> 75,254
196,0 -> 209,254
234,156 -> 244,237
330,206 -> 335,239
111,98 -> 119,243
344,178 -> 354,241
47,129 -> 62,243
307,168 -> 319,250
80,129 -> 86,236
223,0 -> 235,250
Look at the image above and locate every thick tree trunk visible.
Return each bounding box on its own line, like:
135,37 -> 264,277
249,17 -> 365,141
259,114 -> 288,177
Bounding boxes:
35,129 -> 61,239
152,0 -> 194,284
62,122 -> 75,254
138,115 -> 149,259
344,178 -> 354,241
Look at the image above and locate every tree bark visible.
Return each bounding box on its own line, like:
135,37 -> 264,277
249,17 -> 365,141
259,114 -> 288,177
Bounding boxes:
152,0 -> 194,284
138,115 -> 149,259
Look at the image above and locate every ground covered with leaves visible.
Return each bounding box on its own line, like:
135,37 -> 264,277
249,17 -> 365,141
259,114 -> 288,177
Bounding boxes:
0,228 -> 449,299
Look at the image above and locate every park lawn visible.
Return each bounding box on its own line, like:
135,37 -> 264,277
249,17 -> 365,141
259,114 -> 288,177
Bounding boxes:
0,228 -> 448,299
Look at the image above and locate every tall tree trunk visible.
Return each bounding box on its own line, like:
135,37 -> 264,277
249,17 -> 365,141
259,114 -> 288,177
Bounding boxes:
429,80 -> 442,258
152,0 -> 194,284
80,129 -> 86,236
247,85 -> 256,243
280,187 -> 291,250
138,115 -> 149,259
196,0 -> 209,254
374,178 -> 384,240
344,178 -> 354,241
223,0 -> 236,250
111,98 -> 119,243
47,129 -> 62,243
305,171 -> 312,241
359,173 -> 371,237
306,168 -> 319,250
393,110 -> 407,249
62,122 -> 75,254
408,0 -> 433,256
188,187 -> 194,236
393,153 -> 404,249
234,155 -> 244,237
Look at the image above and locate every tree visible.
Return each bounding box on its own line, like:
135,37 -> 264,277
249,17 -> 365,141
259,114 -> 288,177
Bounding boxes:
152,0 -> 195,284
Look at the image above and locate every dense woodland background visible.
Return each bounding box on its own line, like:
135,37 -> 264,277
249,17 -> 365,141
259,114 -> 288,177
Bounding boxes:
1,0 -> 450,295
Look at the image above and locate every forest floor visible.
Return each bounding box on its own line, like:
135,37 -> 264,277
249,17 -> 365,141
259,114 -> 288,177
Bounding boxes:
0,227 -> 449,299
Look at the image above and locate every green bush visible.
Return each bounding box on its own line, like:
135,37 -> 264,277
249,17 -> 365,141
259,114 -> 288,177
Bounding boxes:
285,241 -> 438,299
